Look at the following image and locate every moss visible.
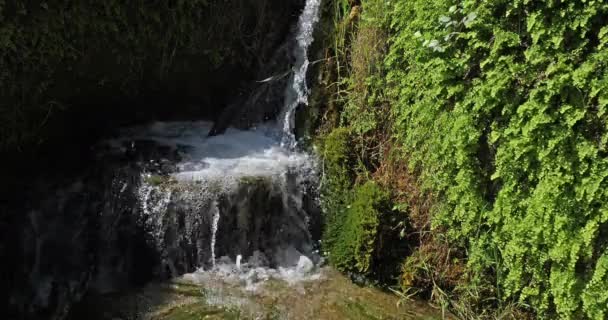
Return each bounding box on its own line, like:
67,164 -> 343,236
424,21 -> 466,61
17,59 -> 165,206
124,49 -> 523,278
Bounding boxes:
338,299 -> 386,320
317,127 -> 353,256
163,283 -> 206,298
329,181 -> 389,274
318,127 -> 353,194
319,128 -> 390,274
311,0 -> 415,284
145,174 -> 167,187
144,174 -> 179,188
239,176 -> 271,186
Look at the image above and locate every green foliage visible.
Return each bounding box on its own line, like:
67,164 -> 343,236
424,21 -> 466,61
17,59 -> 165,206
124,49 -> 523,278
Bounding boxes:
328,180 -> 389,274
318,0 -> 608,318
316,0 -> 407,281
319,127 -> 353,193
382,0 -> 608,318
318,127 -> 354,254
317,127 -> 389,273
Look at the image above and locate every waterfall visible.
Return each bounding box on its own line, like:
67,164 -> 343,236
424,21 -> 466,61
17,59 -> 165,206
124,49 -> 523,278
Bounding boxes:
96,0 -> 323,284
11,3 -> 327,318
280,0 -> 322,149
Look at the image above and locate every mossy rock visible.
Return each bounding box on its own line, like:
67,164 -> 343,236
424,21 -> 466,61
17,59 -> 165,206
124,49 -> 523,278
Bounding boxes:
239,176 -> 272,187
163,283 -> 206,298
145,174 -> 178,187
318,127 -> 351,170
328,181 -> 389,274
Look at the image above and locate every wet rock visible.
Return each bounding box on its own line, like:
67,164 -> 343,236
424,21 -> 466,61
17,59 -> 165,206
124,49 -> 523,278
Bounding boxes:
296,256 -> 314,274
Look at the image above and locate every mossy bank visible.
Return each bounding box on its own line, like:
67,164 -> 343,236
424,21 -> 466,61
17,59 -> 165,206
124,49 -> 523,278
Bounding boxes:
311,0 -> 608,319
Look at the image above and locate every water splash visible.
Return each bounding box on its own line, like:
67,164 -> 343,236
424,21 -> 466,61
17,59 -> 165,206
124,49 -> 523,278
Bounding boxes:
210,201 -> 220,269
117,121 -> 319,273
280,0 -> 322,149
236,254 -> 242,270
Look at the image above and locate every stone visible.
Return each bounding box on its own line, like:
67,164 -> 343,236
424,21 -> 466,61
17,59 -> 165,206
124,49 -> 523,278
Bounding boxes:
296,255 -> 314,274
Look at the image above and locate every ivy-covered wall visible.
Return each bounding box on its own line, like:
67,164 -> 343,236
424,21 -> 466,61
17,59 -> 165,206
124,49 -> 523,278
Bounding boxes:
314,0 -> 608,318
0,0 -> 301,154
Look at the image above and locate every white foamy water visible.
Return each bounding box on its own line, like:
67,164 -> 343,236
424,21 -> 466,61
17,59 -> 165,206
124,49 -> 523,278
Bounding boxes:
182,252 -> 322,295
116,121 -> 316,188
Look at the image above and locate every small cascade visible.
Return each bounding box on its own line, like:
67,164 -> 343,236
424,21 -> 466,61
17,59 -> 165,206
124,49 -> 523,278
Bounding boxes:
280,0 -> 322,149
92,0 -> 323,290
97,120 -> 319,281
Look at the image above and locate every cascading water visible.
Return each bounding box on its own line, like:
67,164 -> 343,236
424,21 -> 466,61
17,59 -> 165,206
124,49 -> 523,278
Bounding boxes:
94,0 -> 323,286
280,0 -> 322,149
209,201 -> 220,269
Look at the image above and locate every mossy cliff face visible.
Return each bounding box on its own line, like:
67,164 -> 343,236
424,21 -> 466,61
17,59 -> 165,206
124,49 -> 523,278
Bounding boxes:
0,0 -> 304,154
311,0 -> 608,319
